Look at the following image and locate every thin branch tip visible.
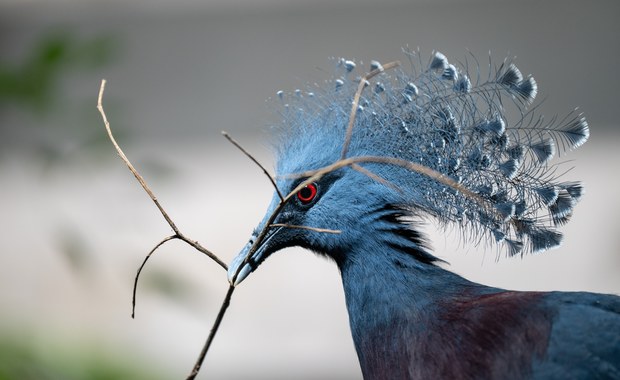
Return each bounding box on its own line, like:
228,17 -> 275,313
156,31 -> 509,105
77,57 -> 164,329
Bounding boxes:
223,132 -> 285,201
341,60 -> 401,159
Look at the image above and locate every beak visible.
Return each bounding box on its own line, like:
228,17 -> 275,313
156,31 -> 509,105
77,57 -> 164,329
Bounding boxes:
227,224 -> 284,286
227,241 -> 253,286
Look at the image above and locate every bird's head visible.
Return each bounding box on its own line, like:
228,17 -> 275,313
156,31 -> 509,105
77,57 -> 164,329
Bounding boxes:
228,51 -> 589,286
227,120 -> 432,285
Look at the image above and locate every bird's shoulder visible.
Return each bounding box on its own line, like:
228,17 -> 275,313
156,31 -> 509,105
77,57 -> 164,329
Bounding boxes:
533,291 -> 620,379
424,289 -> 620,379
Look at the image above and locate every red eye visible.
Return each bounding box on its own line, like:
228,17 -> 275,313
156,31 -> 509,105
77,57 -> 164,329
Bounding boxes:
297,183 -> 318,204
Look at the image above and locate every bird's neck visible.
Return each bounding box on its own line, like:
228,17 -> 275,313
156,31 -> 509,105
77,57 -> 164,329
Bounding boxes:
337,245 -> 486,379
339,243 -> 478,331
337,243 -> 556,380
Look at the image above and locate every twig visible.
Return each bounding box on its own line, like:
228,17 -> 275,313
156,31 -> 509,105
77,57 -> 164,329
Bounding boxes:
132,235 -> 176,318
340,61 -> 400,159
97,80 -> 179,234
293,155 -> 499,220
98,80 -> 232,378
351,163 -> 403,194
186,285 -> 235,380
270,223 -> 341,234
96,79 -> 227,269
222,131 -> 284,201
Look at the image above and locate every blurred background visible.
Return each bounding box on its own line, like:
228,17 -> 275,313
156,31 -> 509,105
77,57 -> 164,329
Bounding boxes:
0,0 -> 618,379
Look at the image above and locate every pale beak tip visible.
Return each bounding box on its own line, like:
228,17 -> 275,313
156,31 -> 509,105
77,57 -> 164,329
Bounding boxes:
227,255 -> 252,286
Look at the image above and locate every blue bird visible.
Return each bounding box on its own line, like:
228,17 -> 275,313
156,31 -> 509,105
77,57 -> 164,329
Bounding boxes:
227,51 -> 620,379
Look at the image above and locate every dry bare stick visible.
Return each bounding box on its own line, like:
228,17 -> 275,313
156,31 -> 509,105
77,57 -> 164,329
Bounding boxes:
270,223 -> 341,234
351,163 -> 403,195
293,155 -> 501,221
98,79 -> 235,379
186,285 -> 235,380
222,131 -> 284,201
97,80 -> 227,273
340,60 -> 401,159
132,235 -> 176,318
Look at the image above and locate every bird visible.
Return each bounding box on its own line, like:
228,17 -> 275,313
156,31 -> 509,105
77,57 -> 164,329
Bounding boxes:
226,50 -> 620,379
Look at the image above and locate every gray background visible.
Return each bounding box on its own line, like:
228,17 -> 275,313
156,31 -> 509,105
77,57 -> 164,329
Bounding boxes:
1,1 -> 619,379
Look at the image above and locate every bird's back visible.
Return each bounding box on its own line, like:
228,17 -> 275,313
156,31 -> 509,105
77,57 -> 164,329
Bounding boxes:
342,253 -> 620,380
533,291 -> 620,379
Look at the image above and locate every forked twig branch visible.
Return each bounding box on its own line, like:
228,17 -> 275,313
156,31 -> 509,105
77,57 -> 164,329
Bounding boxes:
96,79 -> 226,269
97,79 -> 233,378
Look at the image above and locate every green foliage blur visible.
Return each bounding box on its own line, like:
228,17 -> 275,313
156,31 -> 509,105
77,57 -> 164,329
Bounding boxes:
0,331 -> 169,380
0,32 -> 114,111
0,31 -> 123,165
